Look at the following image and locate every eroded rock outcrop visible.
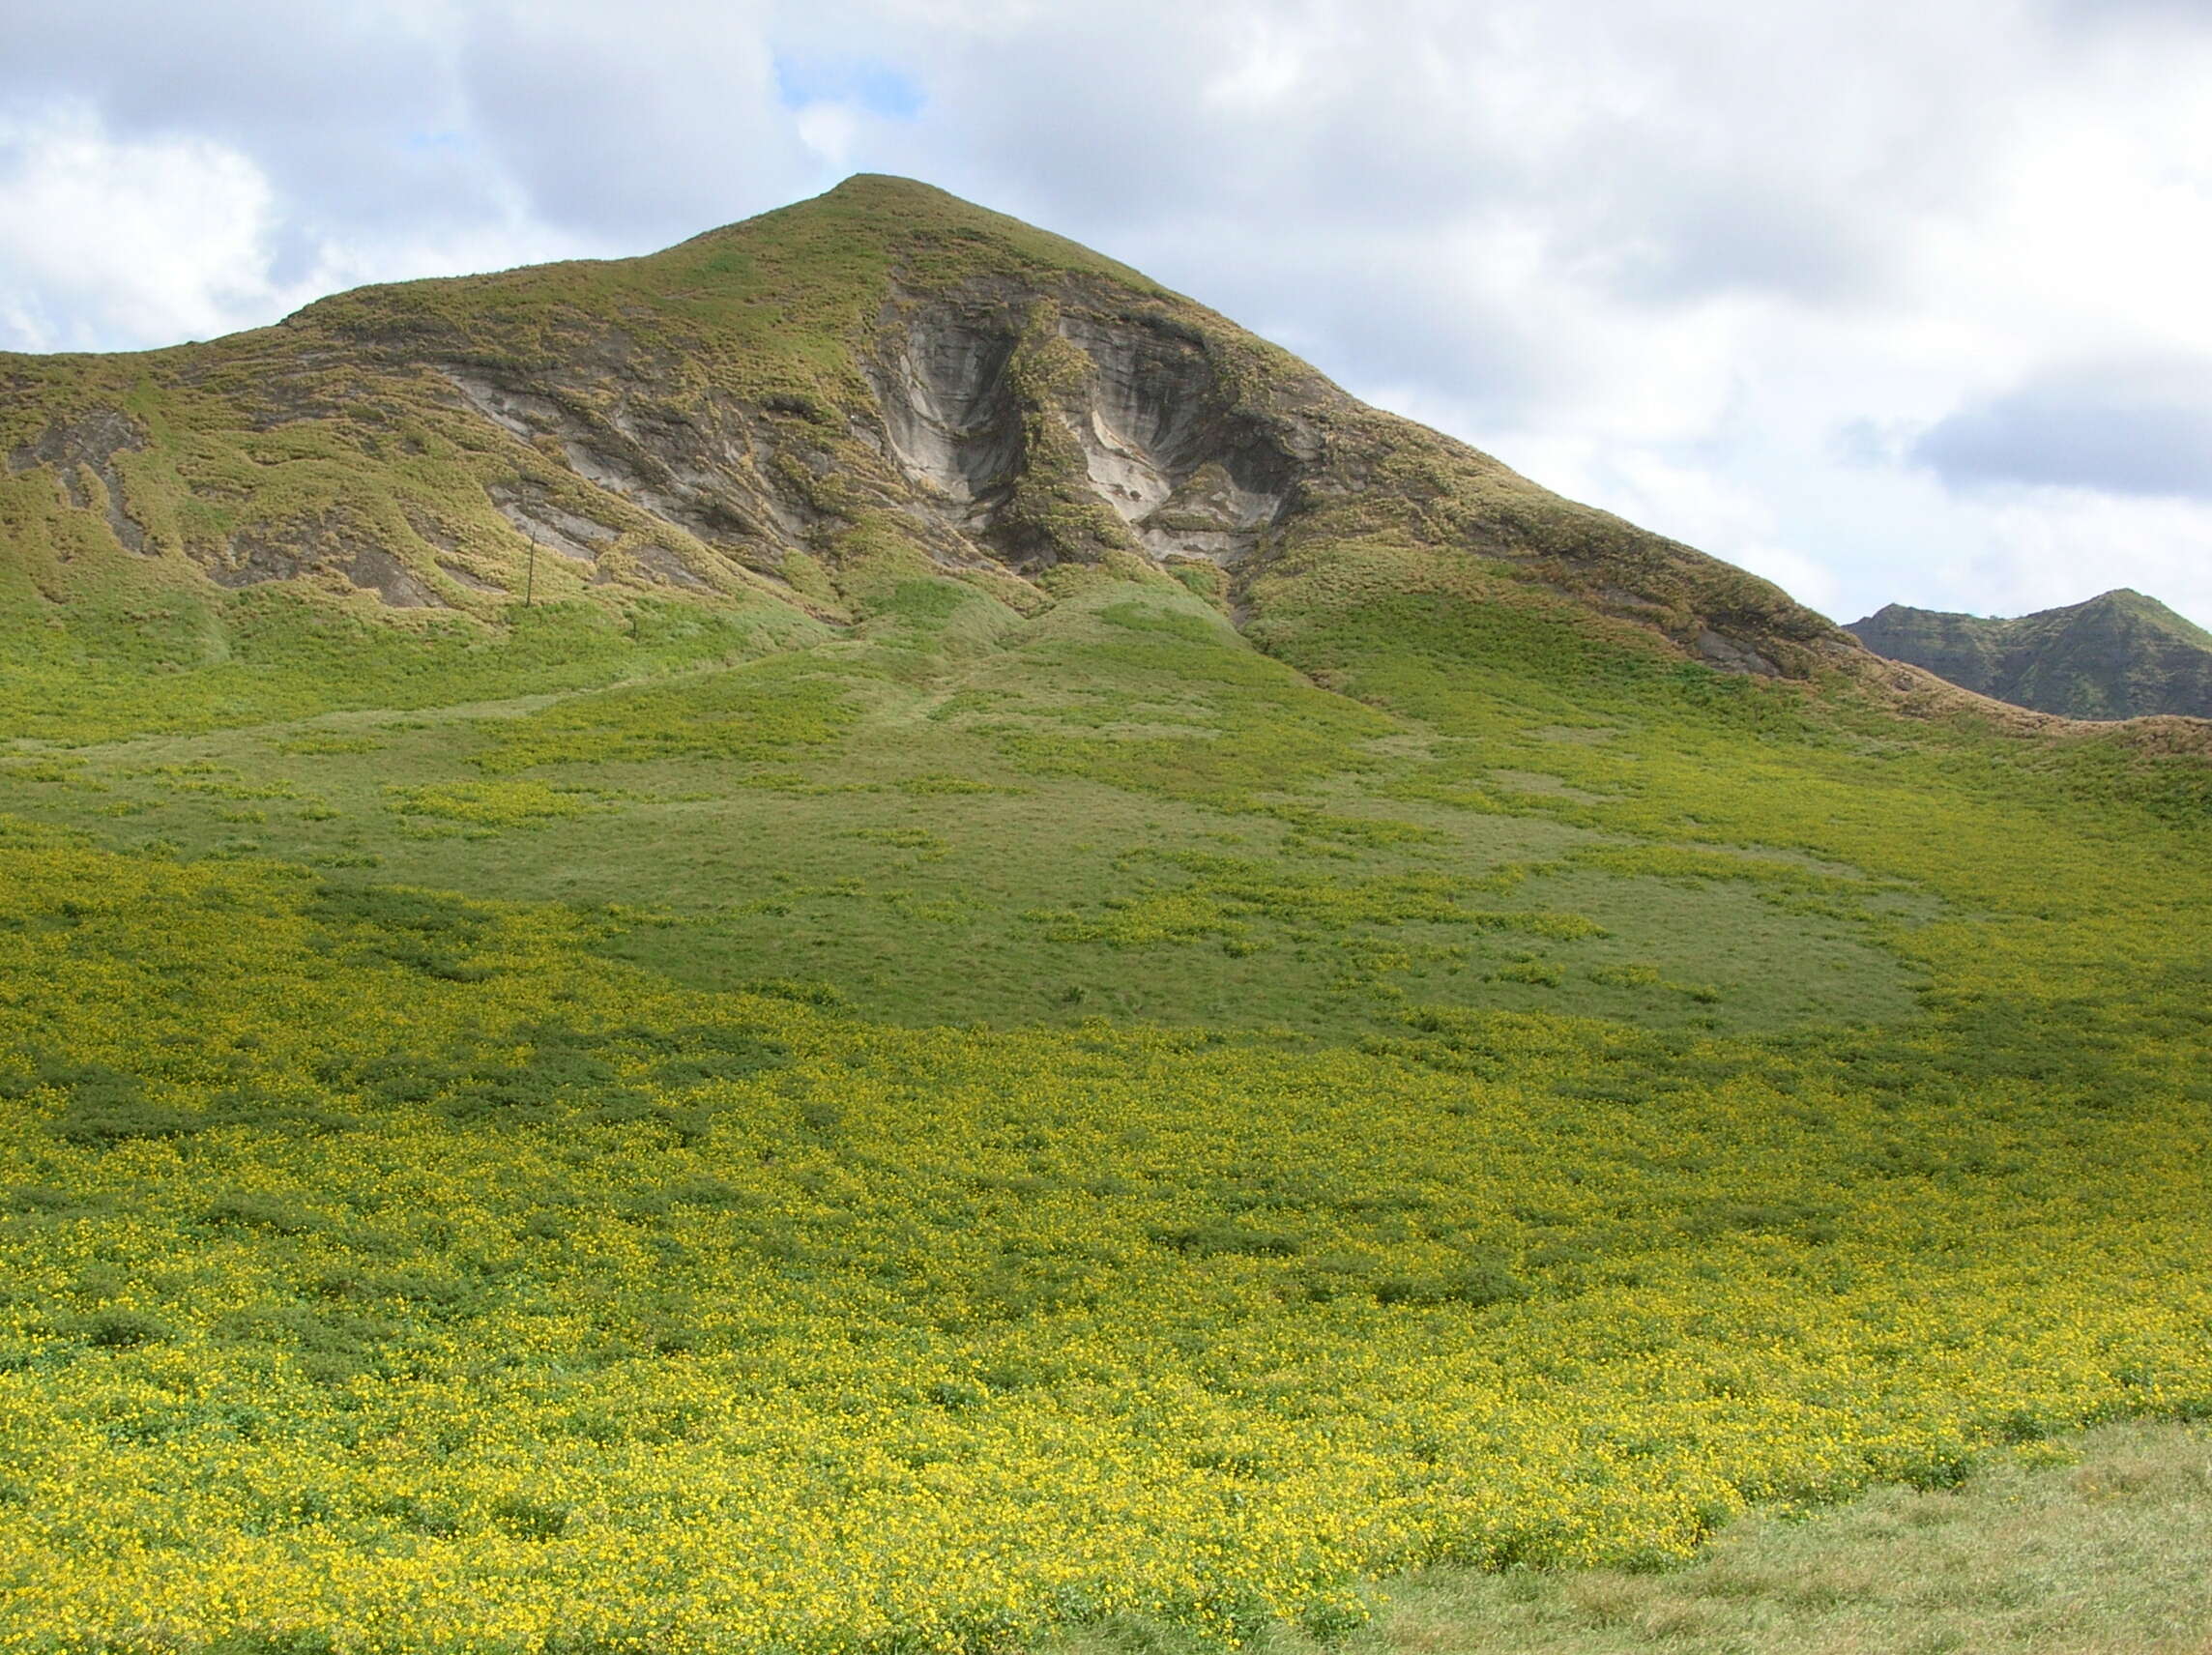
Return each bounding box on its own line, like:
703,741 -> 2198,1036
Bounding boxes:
8,410 -> 149,554
864,288 -> 1305,571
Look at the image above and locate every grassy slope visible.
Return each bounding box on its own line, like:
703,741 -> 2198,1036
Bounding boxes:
1054,1421 -> 2212,1655
0,183 -> 2210,1654
2,550 -> 2208,1650
0,573 -> 1925,1043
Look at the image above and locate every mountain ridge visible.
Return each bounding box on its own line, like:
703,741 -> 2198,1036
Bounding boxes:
1848,588 -> 2212,721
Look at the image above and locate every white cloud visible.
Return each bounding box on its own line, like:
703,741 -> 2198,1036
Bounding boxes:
0,107 -> 282,350
1956,491 -> 2212,624
0,102 -> 604,353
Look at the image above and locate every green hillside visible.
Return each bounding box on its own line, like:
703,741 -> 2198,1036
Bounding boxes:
1848,589 -> 2212,720
1,179 -> 2209,1655
0,175 -> 1848,743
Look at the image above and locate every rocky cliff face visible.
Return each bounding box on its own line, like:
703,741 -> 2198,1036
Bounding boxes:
0,175 -> 1854,680
1848,591 -> 2212,721
866,282 -> 1309,570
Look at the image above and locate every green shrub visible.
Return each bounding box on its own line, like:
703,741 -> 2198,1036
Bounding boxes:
71,1310 -> 172,1350
1152,1221 -> 1304,1259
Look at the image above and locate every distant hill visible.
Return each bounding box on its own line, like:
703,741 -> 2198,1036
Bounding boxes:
1847,589 -> 2212,720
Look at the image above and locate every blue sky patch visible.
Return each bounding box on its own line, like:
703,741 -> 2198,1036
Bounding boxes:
773,55 -> 924,120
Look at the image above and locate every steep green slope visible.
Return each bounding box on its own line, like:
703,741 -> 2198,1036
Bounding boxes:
1,180 -> 2210,1655
1848,589 -> 2212,720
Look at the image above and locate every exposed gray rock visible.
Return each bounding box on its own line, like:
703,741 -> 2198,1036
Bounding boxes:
1694,628 -> 1782,677
206,511 -> 448,607
8,409 -> 150,554
863,288 -> 1299,570
345,543 -> 443,608
485,482 -> 618,562
868,310 -> 1023,515
438,364 -> 794,556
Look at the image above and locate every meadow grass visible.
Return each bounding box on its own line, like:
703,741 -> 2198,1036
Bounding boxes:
0,579 -> 1927,1042
0,557 -> 2207,1652
1052,1422 -> 2212,1655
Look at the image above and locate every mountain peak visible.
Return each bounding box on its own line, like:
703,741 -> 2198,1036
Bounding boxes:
821,171 -> 964,204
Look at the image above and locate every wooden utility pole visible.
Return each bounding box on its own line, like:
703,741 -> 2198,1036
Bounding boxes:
524,526 -> 538,608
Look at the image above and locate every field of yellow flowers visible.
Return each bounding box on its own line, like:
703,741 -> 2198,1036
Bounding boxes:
0,559 -> 2206,1653
1,789 -> 2207,1652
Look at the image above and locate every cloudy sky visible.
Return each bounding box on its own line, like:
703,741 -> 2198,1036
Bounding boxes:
5,0 -> 2211,627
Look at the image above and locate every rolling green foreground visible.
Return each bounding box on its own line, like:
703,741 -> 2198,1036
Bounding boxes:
1,180 -> 2209,1653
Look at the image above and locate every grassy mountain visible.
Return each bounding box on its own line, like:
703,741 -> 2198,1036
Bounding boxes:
1,180 -> 2210,1655
0,174 -> 1861,744
1848,589 -> 2212,720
